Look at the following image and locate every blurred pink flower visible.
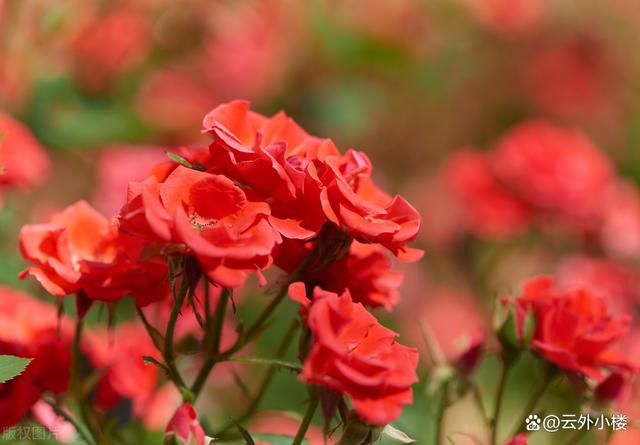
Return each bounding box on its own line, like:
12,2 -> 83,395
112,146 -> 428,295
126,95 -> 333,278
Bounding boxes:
93,145 -> 167,215
135,69 -> 218,139
600,180 -> 640,260
31,401 -> 77,443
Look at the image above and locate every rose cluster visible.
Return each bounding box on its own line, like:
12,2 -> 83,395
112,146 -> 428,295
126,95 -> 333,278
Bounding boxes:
12,100 -> 421,439
438,119 -> 640,257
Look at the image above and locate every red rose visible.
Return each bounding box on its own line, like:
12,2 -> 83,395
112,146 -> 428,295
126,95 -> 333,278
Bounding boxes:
20,200 -> 168,305
513,277 -> 636,380
0,287 -> 72,428
204,101 -> 422,261
299,287 -> 418,425
317,150 -> 422,261
282,240 -> 403,310
0,111 -> 50,189
118,165 -> 280,287
490,120 -> 614,223
203,100 -> 330,240
165,403 -> 207,445
441,148 -> 532,239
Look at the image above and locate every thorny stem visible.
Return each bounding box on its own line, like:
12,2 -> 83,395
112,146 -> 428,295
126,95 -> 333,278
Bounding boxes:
191,288 -> 230,398
212,318 -> 300,437
46,399 -> 96,445
164,274 -> 190,394
71,318 -> 102,445
292,387 -> 319,445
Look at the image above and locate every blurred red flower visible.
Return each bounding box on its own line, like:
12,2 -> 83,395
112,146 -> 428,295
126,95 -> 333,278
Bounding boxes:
0,287 -> 72,428
67,7 -> 150,91
300,287 -> 418,425
491,120 -> 614,224
83,322 -> 163,417
0,111 -> 50,189
513,276 -> 636,380
441,148 -> 532,239
525,37 -> 616,120
20,200 -> 168,305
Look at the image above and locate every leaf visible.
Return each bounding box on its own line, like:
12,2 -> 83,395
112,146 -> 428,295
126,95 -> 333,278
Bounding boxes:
0,355 -> 32,383
142,356 -> 170,375
382,425 -> 416,443
233,421 -> 255,445
166,152 -> 193,168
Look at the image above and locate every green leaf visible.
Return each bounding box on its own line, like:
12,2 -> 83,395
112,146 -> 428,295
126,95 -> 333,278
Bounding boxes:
382,425 -> 416,443
166,152 -> 193,168
0,355 -> 32,383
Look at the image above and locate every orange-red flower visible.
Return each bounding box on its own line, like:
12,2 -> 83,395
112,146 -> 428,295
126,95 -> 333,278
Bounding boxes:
317,150 -> 422,261
204,100 -> 422,260
298,287 -> 418,425
512,277 -> 636,380
118,165 -> 279,287
0,287 -> 72,428
20,200 -> 167,305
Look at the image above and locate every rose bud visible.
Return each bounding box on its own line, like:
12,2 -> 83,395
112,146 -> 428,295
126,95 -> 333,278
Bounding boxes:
164,403 -> 208,445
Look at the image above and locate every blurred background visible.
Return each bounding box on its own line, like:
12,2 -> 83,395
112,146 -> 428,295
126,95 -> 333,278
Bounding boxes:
2,0 -> 640,444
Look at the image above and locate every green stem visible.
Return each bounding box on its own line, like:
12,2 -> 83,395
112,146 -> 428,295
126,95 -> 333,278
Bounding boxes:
164,276 -> 189,393
435,382 -> 450,445
491,359 -> 510,445
135,307 -> 163,353
191,288 -> 230,398
292,387 -> 319,445
71,318 -> 102,445
45,400 -> 96,445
